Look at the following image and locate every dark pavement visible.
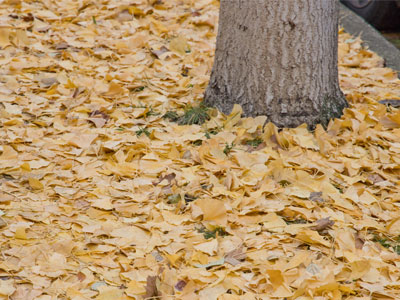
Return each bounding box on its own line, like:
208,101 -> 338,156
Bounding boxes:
339,3 -> 400,74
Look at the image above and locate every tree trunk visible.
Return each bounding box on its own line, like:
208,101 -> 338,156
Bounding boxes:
204,0 -> 348,128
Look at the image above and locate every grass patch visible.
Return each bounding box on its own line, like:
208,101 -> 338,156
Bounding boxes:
283,217 -> 308,225
167,194 -> 181,204
198,226 -> 228,239
205,128 -> 219,139
162,105 -> 211,125
223,143 -> 234,155
167,193 -> 196,204
145,106 -> 159,117
163,111 -> 179,122
373,235 -> 400,254
278,180 -> 291,187
136,127 -> 150,137
133,86 -> 145,92
178,105 -> 210,125
245,137 -> 263,148
133,104 -> 159,117
192,140 -> 203,146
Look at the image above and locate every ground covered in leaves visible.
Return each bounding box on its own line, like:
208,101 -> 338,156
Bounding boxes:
1,0 -> 400,299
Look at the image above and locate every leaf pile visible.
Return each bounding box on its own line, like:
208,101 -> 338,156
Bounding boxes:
0,0 -> 400,299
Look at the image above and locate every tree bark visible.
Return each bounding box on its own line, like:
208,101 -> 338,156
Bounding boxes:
204,0 -> 348,128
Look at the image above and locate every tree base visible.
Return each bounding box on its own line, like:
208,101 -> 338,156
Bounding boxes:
204,88 -> 348,129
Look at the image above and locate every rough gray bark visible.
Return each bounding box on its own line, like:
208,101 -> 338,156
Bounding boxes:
204,0 -> 348,128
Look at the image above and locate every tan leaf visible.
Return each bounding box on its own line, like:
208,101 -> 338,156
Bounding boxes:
310,217 -> 334,232
196,198 -> 227,226
224,245 -> 246,266
169,36 -> 190,55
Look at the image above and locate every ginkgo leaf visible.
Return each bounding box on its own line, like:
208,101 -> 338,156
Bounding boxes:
28,177 -> 44,190
0,0 -> 399,298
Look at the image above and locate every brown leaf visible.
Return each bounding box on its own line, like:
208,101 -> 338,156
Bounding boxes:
22,13 -> 34,22
72,87 -> 85,98
247,142 -> 266,152
224,245 -> 246,266
144,276 -> 161,299
152,172 -> 176,186
77,271 -> 86,282
309,192 -> 324,203
367,173 -> 385,185
355,232 -> 365,250
192,10 -> 201,17
310,217 -> 334,232
40,77 -> 59,88
174,280 -> 187,291
151,46 -> 169,58
55,42 -> 69,50
88,110 -> 109,128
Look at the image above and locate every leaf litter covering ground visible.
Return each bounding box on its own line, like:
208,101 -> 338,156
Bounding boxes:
0,0 -> 400,299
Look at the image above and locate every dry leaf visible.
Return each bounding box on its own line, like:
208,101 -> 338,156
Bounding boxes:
144,276 -> 160,299
28,177 -> 44,190
224,245 -> 246,266
196,198 -> 227,226
169,36 -> 190,55
0,1 -> 399,298
310,217 -> 334,232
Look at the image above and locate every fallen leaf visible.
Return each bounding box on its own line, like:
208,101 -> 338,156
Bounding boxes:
144,276 -> 160,299
309,191 -> 324,203
169,36 -> 190,55
310,217 -> 334,232
28,177 -> 44,190
174,280 -> 187,291
0,280 -> 15,296
224,245 -> 246,266
296,229 -> 331,247
194,258 -> 225,268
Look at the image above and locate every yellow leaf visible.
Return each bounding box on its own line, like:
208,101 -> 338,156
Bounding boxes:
165,252 -> 183,267
103,82 -> 125,97
20,162 -> 31,172
91,198 -> 113,210
128,6 -> 145,16
0,28 -> 11,49
125,280 -> 146,296
387,218 -> 400,235
295,229 -> 330,247
66,133 -> 98,149
350,260 -> 370,280
28,177 -> 44,190
14,29 -> 30,46
224,104 -> 242,129
196,198 -> 227,226
292,124 -> 319,150
95,286 -> 124,300
14,227 -> 27,240
169,36 -> 189,55
262,213 -> 287,233
0,280 -> 15,296
193,239 -> 218,255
